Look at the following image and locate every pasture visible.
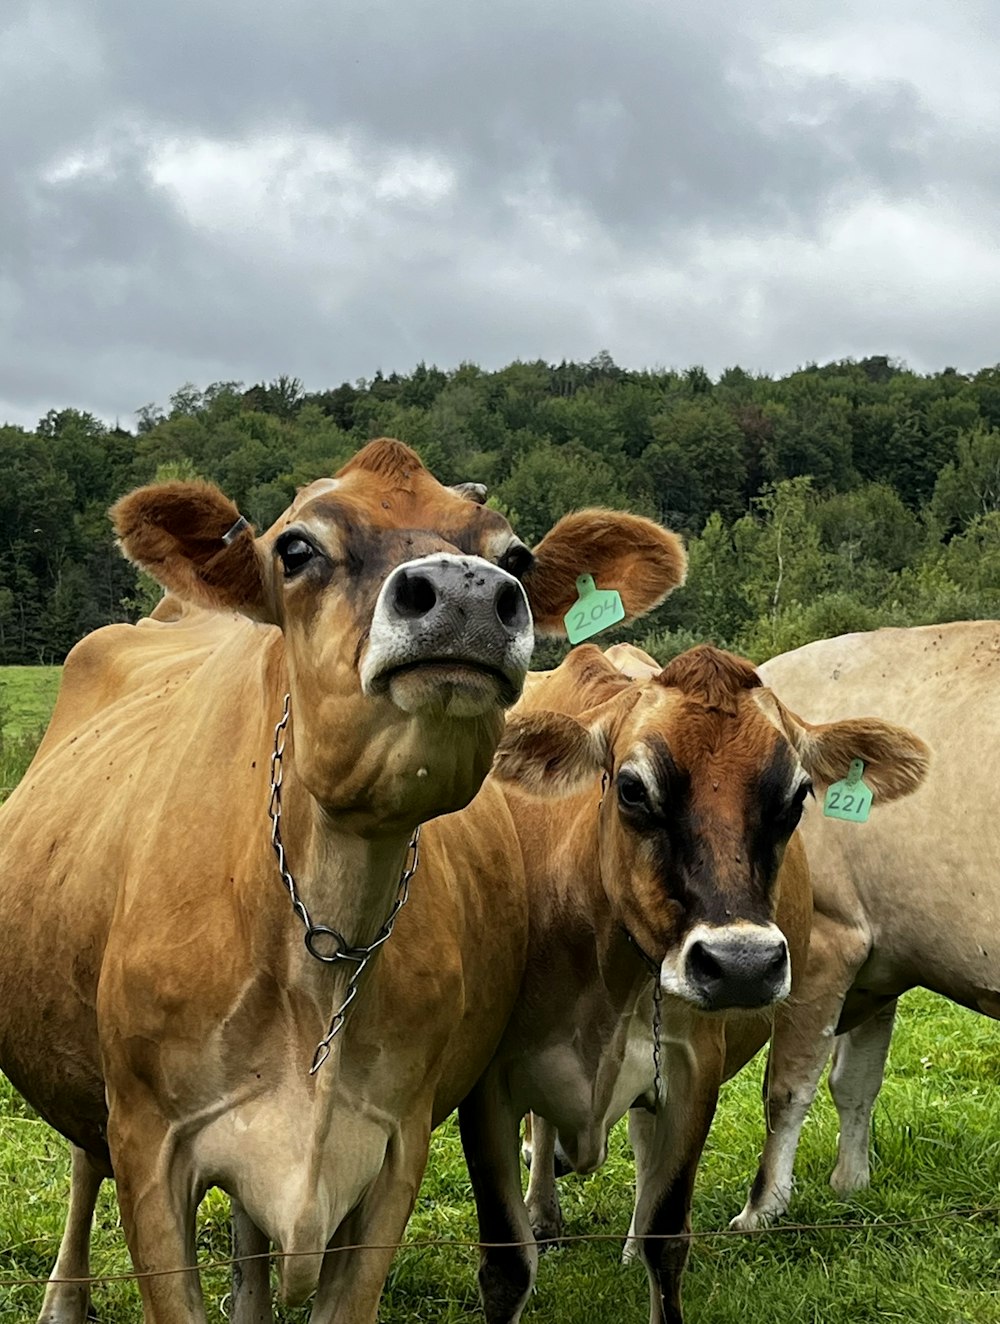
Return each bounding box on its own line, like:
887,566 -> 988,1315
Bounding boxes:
0,666 -> 60,803
1,665 -> 999,1322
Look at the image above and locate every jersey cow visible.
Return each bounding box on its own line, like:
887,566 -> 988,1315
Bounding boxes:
471,642 -> 929,1324
0,438 -> 687,1324
731,622 -> 989,1229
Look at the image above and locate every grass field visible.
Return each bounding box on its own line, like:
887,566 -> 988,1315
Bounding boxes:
0,666 -> 61,738
1,667 -> 999,1322
0,665 -> 60,802
3,997 -> 1000,1323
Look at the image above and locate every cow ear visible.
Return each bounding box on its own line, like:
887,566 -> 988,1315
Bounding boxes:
112,482 -> 273,622
604,642 -> 662,680
492,710 -> 609,797
523,510 -> 686,636
762,695 -> 931,803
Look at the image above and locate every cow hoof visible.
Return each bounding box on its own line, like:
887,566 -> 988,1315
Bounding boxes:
829,1166 -> 870,1196
530,1221 -> 563,1251
728,1206 -> 777,1233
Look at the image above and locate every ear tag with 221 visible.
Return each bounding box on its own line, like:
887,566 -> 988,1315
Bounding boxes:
564,574 -> 625,644
823,758 -> 872,823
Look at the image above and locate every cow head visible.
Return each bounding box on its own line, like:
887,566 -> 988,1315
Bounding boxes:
111,440 -> 686,831
494,643 -> 930,1012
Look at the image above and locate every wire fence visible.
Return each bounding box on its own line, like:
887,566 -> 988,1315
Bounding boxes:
4,1204 -> 1000,1290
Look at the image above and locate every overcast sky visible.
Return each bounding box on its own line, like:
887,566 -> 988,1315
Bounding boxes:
2,0 -> 998,429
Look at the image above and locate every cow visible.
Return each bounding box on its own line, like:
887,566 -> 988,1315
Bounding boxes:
467,641 -> 929,1324
730,621 -> 992,1230
0,437 -> 688,1324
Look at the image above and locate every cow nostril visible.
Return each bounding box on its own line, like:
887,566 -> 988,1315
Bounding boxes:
495,581 -> 525,630
393,571 -> 437,620
765,942 -> 789,977
687,940 -> 723,987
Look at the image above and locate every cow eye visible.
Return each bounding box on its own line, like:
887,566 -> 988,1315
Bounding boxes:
277,536 -> 316,576
499,542 -> 534,580
617,771 -> 650,812
790,780 -> 813,810
780,779 -> 813,828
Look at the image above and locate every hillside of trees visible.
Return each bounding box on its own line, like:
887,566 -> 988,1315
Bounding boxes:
3,352 -> 1000,668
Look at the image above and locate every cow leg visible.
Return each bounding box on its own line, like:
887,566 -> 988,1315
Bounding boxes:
308,1116 -> 432,1324
523,1114 -> 563,1246
459,1078 -> 538,1324
37,1144 -> 105,1324
730,919 -> 865,1231
632,1025 -> 724,1324
108,1107 -> 206,1324
828,998 -> 898,1195
622,1104 -> 657,1266
230,1199 -> 274,1324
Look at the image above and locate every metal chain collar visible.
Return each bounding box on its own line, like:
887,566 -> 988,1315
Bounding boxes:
267,693 -> 421,1073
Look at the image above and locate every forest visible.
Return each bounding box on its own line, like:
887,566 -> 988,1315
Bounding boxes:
3,351 -> 1000,668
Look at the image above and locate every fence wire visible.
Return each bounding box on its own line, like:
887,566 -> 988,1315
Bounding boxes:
3,1203 -> 1000,1290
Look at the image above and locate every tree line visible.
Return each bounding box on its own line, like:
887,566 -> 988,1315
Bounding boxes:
3,352 -> 1000,668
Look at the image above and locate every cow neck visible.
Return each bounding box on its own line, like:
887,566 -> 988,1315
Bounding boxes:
267,698 -> 418,1057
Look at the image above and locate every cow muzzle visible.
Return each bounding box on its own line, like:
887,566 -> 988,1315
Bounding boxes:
663,922 -> 790,1012
361,554 -> 533,718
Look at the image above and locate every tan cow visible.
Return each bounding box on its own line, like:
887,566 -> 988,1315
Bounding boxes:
469,642 -> 929,1324
731,622 -> 991,1229
0,438 -> 687,1324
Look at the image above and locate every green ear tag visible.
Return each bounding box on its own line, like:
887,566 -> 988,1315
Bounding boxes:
823,758 -> 873,824
564,574 -> 626,644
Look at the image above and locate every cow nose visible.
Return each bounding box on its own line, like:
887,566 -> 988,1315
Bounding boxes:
384,559 -> 530,636
684,928 -> 789,1010
362,553 -> 535,713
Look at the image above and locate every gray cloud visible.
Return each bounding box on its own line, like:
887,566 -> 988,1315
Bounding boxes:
1,0 -> 997,427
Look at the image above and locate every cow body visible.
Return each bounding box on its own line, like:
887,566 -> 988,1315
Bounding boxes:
0,439 -> 687,1324
733,621 -> 995,1228
462,644 -> 928,1324
5,606 -> 529,1307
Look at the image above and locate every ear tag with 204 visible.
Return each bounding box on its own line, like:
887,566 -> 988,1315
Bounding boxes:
564,575 -> 625,644
823,758 -> 873,824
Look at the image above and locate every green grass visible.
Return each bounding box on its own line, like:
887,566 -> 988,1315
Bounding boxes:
2,669 -> 999,1321
3,997 -> 1000,1322
0,667 -> 60,803
0,666 -> 61,738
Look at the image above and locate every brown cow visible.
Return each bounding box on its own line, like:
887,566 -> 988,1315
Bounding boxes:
0,438 -> 687,1324
465,642 -> 929,1324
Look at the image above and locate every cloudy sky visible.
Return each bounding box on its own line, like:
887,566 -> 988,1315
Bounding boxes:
2,0 -> 997,428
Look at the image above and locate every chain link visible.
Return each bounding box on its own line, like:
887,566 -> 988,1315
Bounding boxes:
267,693 -> 420,1073
622,926 -> 664,1105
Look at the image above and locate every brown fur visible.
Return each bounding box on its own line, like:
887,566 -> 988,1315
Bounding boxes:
337,437 -> 427,485
111,482 -> 270,619
525,511 -> 687,635
493,711 -> 607,796
657,645 -> 762,716
783,710 -> 930,800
